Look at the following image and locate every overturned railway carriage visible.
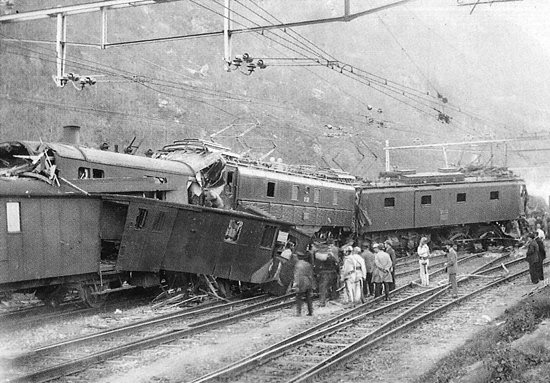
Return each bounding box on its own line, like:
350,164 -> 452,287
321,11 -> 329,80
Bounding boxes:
0,136 -> 307,306
357,170 -> 527,252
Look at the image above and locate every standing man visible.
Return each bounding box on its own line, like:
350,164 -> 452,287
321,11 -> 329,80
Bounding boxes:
361,242 -> 376,297
327,238 -> 341,301
313,240 -> 339,307
445,242 -> 458,298
526,233 -> 540,285
372,243 -> 393,301
340,246 -> 363,306
534,233 -> 546,282
352,246 -> 367,302
417,237 -> 431,287
292,251 -> 315,316
384,240 -> 397,291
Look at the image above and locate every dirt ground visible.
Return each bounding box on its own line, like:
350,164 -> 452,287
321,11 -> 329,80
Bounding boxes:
91,275 -> 549,383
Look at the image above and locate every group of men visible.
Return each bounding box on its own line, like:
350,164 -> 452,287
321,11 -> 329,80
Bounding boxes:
291,239 -> 399,316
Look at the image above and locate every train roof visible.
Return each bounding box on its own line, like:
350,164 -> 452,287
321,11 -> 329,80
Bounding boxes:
101,194 -> 297,227
158,138 -> 357,185
11,141 -> 195,176
236,165 -> 356,190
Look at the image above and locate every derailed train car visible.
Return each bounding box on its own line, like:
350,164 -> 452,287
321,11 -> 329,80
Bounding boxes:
104,195 -> 301,296
0,129 -> 308,306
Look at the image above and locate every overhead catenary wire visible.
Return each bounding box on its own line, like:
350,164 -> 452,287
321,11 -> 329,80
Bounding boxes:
225,0 -> 519,135
207,0 -> 492,136
0,2 -> 507,147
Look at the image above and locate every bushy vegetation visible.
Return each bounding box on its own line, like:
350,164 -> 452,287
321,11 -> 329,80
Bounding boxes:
416,290 -> 550,383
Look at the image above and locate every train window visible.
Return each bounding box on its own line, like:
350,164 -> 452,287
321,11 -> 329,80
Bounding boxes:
421,195 -> 432,206
304,187 -> 310,203
314,188 -> 320,204
332,191 -> 339,206
224,220 -> 243,242
152,211 -> 166,232
457,193 -> 466,203
490,191 -> 500,200
135,208 -> 148,229
78,167 -> 90,179
92,169 -> 105,178
260,225 -> 278,248
384,197 -> 395,208
6,202 -> 21,233
226,171 -> 234,185
267,182 -> 275,198
291,185 -> 299,201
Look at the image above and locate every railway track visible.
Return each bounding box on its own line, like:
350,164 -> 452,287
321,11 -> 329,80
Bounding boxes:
187,252 -> 535,383
0,290 -> 165,330
1,294 -> 295,382
0,249 -> 518,382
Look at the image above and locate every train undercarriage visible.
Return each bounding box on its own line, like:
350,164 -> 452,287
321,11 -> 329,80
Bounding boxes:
358,220 -> 523,257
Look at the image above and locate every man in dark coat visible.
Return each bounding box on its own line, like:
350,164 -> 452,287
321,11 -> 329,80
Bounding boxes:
535,235 -> 546,282
313,240 -> 339,307
526,233 -> 540,284
444,242 -> 458,298
384,240 -> 397,291
293,251 -> 315,316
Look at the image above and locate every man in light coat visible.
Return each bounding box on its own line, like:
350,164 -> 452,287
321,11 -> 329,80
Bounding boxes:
384,240 -> 397,291
340,246 -> 365,306
417,237 -> 431,286
372,243 -> 393,301
361,242 -> 376,297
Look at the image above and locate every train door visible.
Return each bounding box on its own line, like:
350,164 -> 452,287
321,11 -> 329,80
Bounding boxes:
116,200 -> 177,285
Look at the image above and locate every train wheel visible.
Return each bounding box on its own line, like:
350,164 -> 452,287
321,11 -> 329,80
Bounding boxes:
80,284 -> 108,308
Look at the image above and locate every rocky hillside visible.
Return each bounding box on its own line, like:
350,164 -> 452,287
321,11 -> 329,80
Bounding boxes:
1,0 -> 549,182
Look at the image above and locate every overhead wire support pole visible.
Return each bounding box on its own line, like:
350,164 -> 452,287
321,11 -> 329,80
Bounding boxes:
223,0 -> 232,71
55,14 -> 67,87
101,6 -> 107,50
1,0 -> 417,49
383,135 -> 550,170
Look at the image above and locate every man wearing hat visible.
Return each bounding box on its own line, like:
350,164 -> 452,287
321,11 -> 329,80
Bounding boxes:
313,239 -> 339,307
383,240 -> 397,291
360,242 -> 376,297
372,243 -> 393,300
292,251 -> 315,316
340,246 -> 365,306
444,241 -> 458,298
417,237 -> 431,286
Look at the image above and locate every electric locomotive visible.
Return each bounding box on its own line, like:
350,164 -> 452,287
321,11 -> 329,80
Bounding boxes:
155,139 -> 528,254
356,168 -> 527,252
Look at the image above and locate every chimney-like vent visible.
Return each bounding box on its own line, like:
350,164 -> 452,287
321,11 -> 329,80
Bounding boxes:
62,125 -> 81,145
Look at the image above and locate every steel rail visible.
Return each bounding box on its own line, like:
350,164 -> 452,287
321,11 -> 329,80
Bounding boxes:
189,284 -> 447,383
189,251 -> 523,382
7,295 -> 294,382
396,252 -> 480,278
7,293 -> 272,362
291,259 -> 546,382
189,252 -> 510,382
